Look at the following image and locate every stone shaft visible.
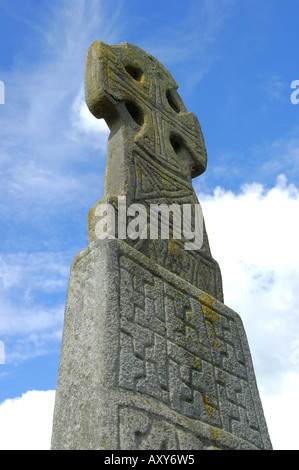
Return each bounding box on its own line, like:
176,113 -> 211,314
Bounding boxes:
51,42 -> 272,450
51,239 -> 272,450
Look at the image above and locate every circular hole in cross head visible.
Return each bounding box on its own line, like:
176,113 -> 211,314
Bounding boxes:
170,133 -> 184,153
125,64 -> 143,81
125,100 -> 144,127
166,89 -> 181,113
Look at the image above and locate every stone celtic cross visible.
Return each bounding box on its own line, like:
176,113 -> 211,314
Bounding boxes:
85,41 -> 223,301
51,41 -> 272,451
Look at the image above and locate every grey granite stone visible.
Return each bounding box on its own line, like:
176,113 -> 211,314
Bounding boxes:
51,239 -> 272,450
85,41 -> 223,302
51,42 -> 272,450
52,240 -> 271,450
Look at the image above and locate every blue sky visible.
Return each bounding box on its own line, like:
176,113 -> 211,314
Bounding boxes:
0,0 -> 299,450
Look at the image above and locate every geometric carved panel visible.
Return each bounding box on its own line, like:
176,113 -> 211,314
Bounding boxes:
119,249 -> 272,450
51,239 -> 272,450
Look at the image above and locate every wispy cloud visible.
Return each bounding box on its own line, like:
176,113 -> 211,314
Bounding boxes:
264,75 -> 287,103
0,251 -> 71,363
69,86 -> 109,147
255,131 -> 299,180
0,0 -> 128,367
138,0 -> 236,91
0,251 -> 70,293
0,0 -> 119,225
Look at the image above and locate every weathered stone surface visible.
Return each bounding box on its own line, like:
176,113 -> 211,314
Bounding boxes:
51,239 -> 272,450
51,42 -> 272,450
85,41 -> 223,302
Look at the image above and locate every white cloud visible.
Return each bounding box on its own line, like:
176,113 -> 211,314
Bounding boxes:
0,390 -> 55,450
260,373 -> 299,450
0,251 -> 69,363
200,175 -> 299,380
69,86 -> 110,147
199,174 -> 299,449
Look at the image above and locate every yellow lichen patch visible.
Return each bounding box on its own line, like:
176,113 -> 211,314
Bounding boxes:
87,208 -> 93,229
209,425 -> 219,442
72,253 -> 81,271
168,244 -> 174,254
168,239 -> 181,256
202,396 -> 215,418
201,292 -> 219,331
